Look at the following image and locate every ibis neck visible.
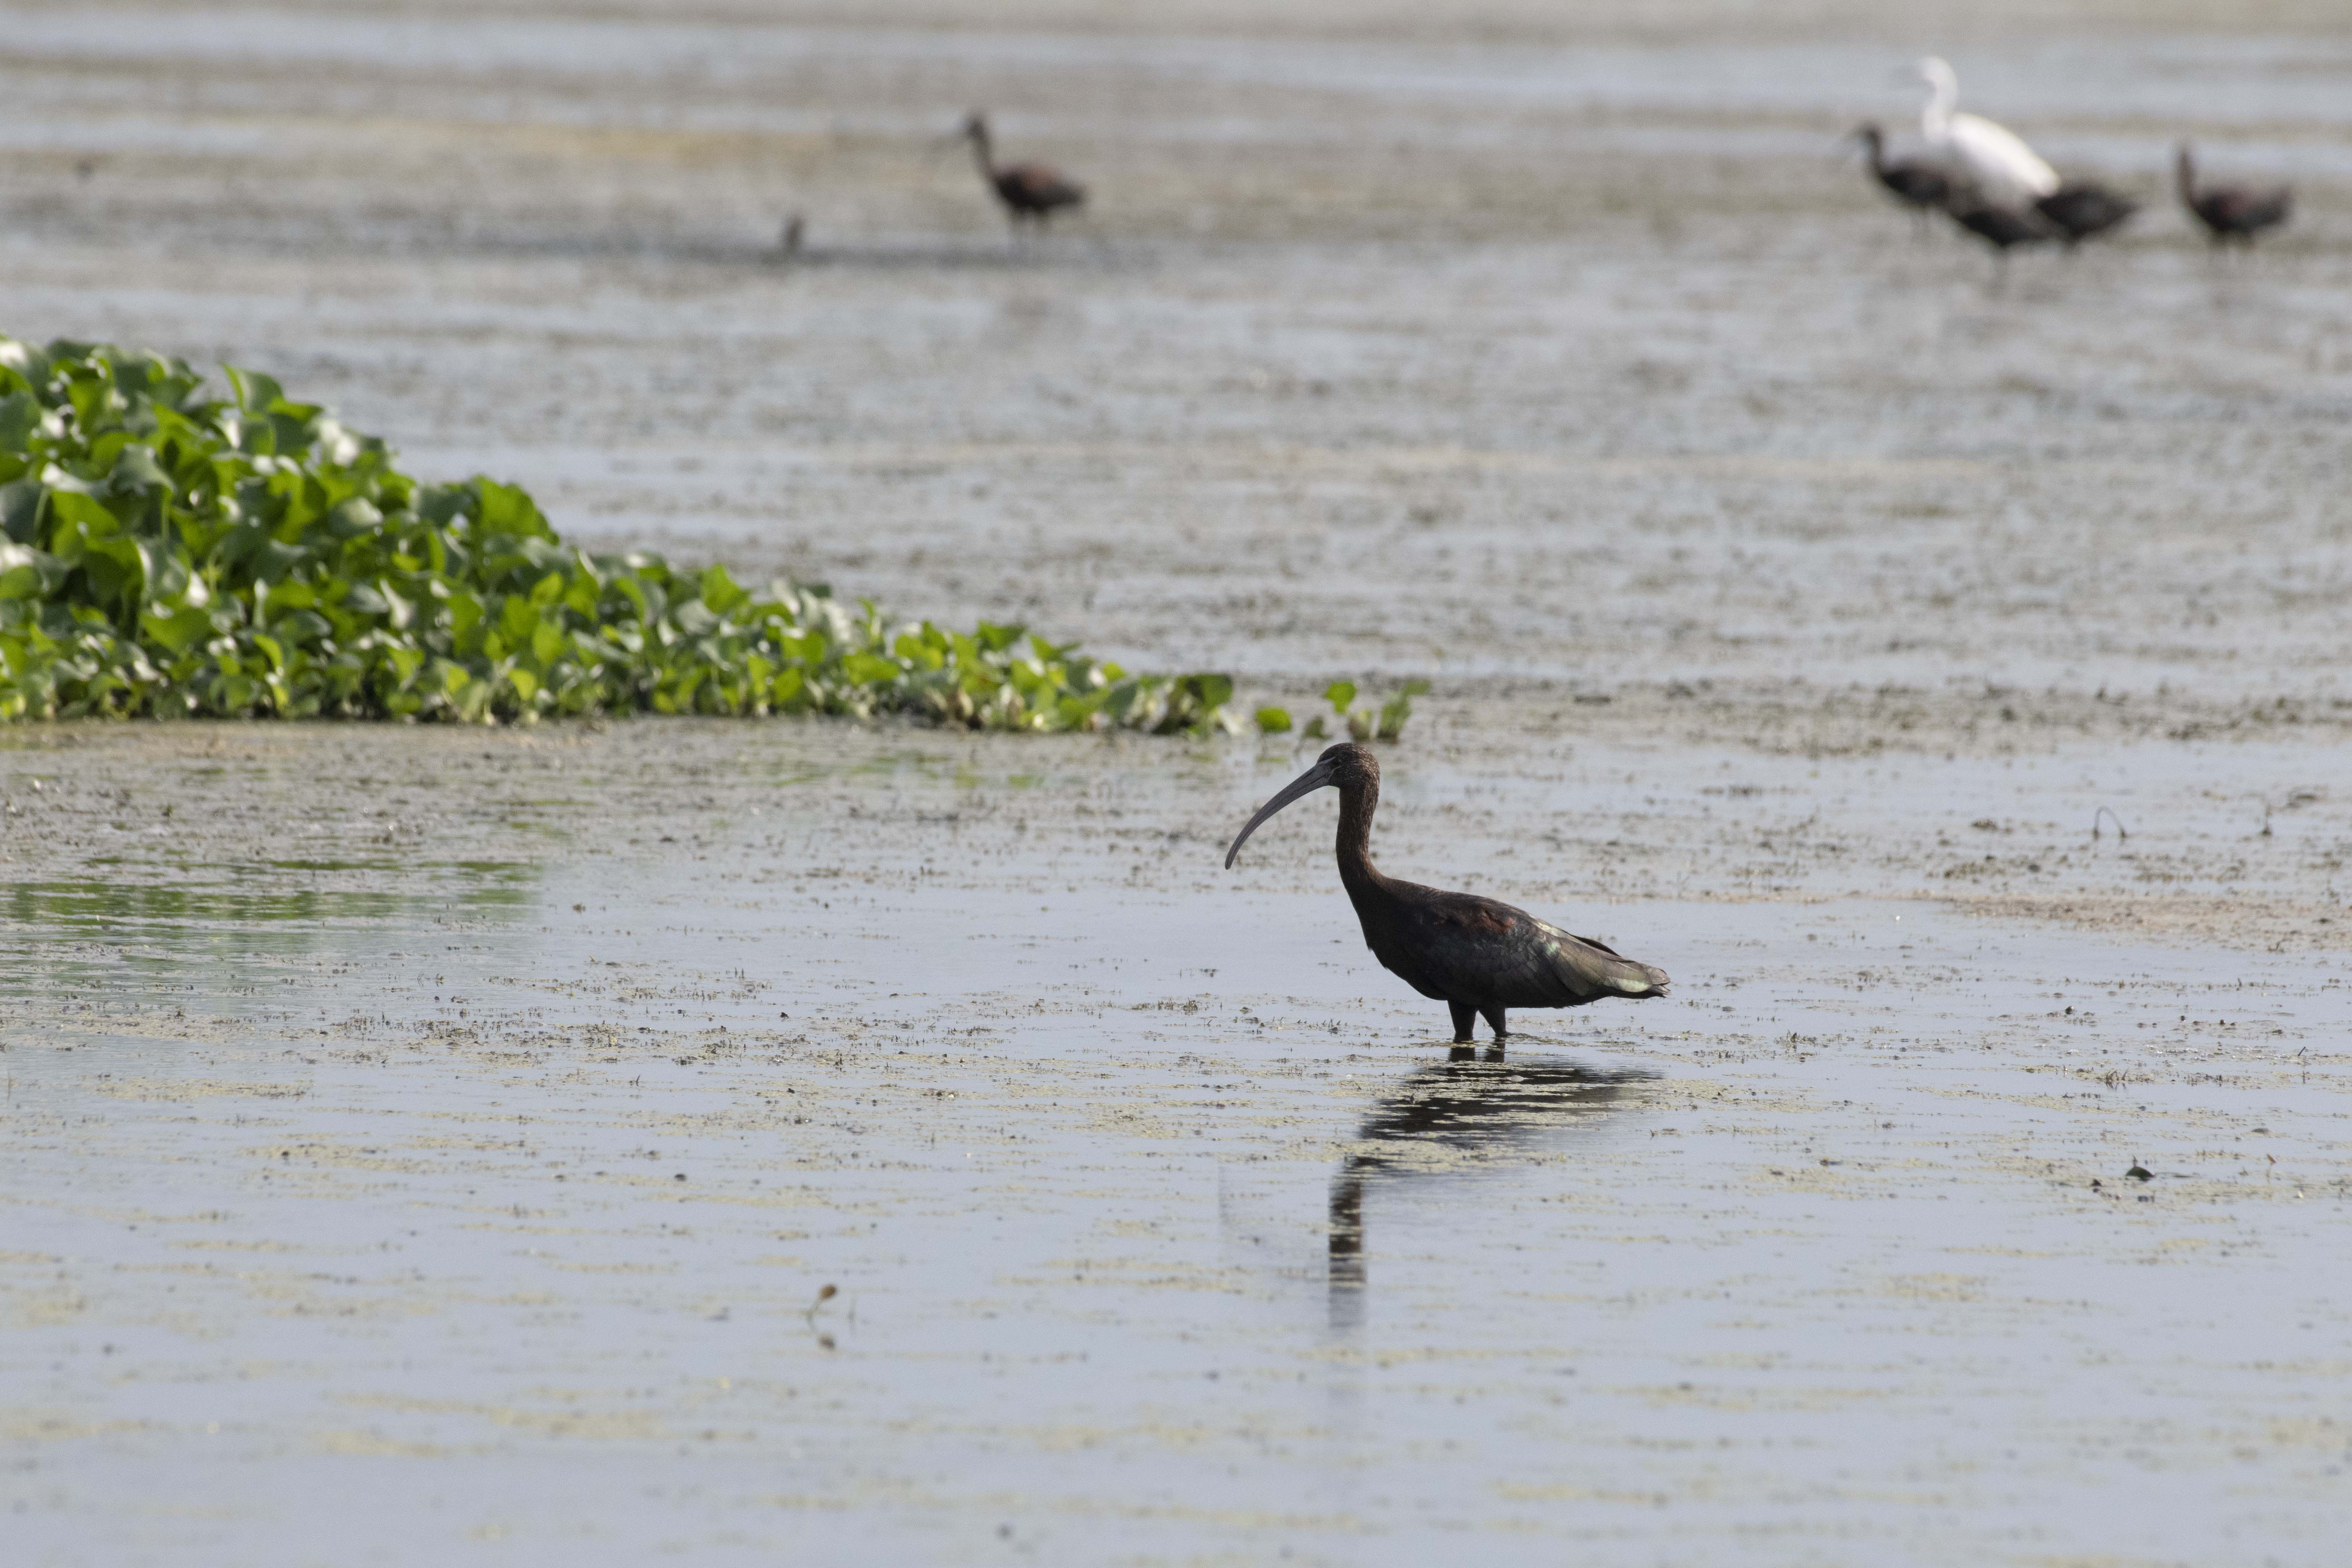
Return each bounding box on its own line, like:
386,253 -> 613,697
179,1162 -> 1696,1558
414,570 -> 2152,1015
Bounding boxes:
1334,777 -> 1382,889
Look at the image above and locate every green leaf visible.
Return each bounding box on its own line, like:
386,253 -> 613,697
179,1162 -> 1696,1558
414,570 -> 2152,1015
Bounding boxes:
841,651 -> 902,685
1375,681 -> 1427,741
0,477 -> 42,544
1185,674 -> 1234,710
1324,680 -> 1356,714
0,332 -> 1235,735
701,562 -> 748,614
105,444 -> 172,495
0,392 -> 38,454
0,542 -> 64,601
1254,705 -> 1292,733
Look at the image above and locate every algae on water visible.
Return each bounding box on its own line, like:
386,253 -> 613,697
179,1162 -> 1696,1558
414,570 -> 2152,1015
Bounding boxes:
0,335 -> 1232,731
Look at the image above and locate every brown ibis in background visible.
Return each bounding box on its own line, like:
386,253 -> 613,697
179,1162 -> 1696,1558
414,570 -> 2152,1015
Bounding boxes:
1224,743 -> 1669,1044
1942,197 -> 2049,254
2176,142 -> 2292,247
957,111 -> 1086,230
2033,181 -> 2139,248
1851,122 -> 1954,229
1939,194 -> 2052,283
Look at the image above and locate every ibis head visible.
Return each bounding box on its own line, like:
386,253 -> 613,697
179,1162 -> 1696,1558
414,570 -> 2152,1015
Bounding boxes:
1225,743 -> 1374,869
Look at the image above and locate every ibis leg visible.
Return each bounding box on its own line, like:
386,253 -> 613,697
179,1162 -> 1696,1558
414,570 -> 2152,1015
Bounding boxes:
1480,1005 -> 1508,1040
1448,1001 -> 1476,1044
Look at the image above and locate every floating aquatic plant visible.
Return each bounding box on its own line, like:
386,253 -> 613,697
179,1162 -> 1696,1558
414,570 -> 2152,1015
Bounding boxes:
1263,679 -> 1428,742
0,335 -> 1232,731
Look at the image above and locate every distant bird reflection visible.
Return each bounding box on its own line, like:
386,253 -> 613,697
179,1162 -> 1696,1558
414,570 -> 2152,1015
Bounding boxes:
1326,1050 -> 1652,1328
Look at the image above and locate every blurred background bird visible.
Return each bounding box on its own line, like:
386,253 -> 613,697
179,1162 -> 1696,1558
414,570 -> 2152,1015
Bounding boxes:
1916,56 -> 2058,206
2176,141 -> 2294,246
2032,182 -> 2139,247
1852,122 -> 1955,232
957,111 -> 1086,230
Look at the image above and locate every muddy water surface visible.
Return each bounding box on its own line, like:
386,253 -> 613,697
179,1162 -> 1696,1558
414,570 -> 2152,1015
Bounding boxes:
7,724 -> 2352,1563
6,0 -> 2352,1560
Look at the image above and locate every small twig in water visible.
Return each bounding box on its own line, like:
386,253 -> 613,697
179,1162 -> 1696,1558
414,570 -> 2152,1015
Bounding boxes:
2091,807 -> 2129,841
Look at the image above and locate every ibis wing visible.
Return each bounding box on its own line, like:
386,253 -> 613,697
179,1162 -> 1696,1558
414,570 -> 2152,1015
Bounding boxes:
1001,164 -> 1085,209
2035,183 -> 2137,240
1384,890 -> 1667,1009
1883,161 -> 1952,207
2211,186 -> 2292,231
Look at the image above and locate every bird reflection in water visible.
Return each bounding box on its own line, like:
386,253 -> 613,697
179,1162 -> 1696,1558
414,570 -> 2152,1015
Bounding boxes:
1327,1049 -> 1652,1329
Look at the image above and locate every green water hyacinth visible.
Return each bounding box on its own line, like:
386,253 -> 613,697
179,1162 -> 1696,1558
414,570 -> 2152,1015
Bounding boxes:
0,335 -> 1233,730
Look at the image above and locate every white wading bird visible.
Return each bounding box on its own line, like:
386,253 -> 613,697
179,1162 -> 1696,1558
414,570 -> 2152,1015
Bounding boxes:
1916,56 -> 2057,204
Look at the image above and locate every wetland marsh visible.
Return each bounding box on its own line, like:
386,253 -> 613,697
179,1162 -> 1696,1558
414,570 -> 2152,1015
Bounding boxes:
5,0 -> 2352,1562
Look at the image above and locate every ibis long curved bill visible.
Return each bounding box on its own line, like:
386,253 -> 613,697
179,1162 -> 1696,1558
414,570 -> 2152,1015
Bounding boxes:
1224,756 -> 1337,869
1221,742 -> 1668,1045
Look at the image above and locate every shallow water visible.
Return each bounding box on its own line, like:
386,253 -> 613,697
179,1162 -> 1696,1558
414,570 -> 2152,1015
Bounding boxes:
7,0 -> 2352,1558
6,728 -> 2351,1563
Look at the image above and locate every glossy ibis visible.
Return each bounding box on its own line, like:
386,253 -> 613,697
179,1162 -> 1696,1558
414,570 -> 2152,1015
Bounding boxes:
1224,743 -> 1668,1043
2033,181 -> 2138,247
2176,142 -> 2292,247
1917,57 -> 2057,204
957,111 -> 1086,230
1941,195 -> 2052,279
1852,122 -> 1954,228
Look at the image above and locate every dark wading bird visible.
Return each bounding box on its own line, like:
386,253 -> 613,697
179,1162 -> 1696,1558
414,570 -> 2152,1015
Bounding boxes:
1224,743 -> 1668,1044
1940,195 -> 2051,281
1851,122 -> 1954,229
957,111 -> 1086,230
2176,141 -> 2292,247
2033,181 -> 2139,248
